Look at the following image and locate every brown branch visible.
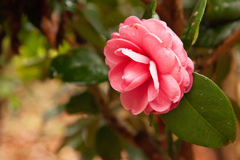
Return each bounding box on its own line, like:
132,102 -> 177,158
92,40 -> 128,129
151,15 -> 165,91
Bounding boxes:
156,0 -> 185,37
204,27 -> 240,70
90,85 -> 170,160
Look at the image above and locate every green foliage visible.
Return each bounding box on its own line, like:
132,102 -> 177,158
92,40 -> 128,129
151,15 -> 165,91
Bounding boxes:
161,73 -> 236,147
95,125 -> 122,160
66,91 -> 99,114
50,48 -> 108,85
142,0 -> 157,19
181,0 -> 207,51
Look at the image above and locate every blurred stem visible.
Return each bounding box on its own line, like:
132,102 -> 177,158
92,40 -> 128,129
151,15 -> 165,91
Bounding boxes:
90,85 -> 171,160
204,27 -> 240,70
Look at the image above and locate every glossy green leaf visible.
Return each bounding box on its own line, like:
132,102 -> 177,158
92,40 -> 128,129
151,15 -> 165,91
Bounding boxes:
161,72 -> 236,148
207,0 -> 240,24
95,125 -> 122,159
181,0 -> 207,51
50,48 -> 108,85
83,3 -> 110,39
142,0 -> 157,19
195,20 -> 240,47
66,91 -> 99,114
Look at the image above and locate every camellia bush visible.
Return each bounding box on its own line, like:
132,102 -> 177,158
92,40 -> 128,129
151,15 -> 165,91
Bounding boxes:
0,0 -> 240,159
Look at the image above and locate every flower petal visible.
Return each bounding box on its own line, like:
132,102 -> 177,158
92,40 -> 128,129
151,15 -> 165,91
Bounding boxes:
120,82 -> 149,115
119,23 -> 149,49
109,61 -> 129,92
144,105 -> 153,115
160,74 -> 181,103
121,48 -> 150,64
120,16 -> 142,27
104,38 -> 143,65
122,61 -> 150,91
149,88 -> 171,114
142,19 -> 172,47
148,61 -> 159,101
143,33 -> 176,74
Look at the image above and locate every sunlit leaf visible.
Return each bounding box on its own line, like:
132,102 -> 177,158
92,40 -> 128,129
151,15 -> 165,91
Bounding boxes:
181,0 -> 207,50
161,72 -> 236,147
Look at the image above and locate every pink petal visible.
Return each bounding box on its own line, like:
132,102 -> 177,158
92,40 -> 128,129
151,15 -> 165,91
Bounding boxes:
120,16 -> 142,27
120,82 -> 149,115
170,101 -> 180,110
148,61 -> 159,101
121,49 -> 150,64
143,33 -> 176,74
185,73 -> 193,93
149,88 -> 171,114
105,58 -> 115,70
111,32 -> 120,39
104,38 -> 143,65
148,80 -> 158,101
170,32 -> 188,67
142,19 -> 172,47
122,61 -> 150,89
168,56 -> 182,84
159,74 -> 181,103
109,61 -> 130,92
119,23 -> 149,49
186,57 -> 194,73
144,105 -> 154,115
181,67 -> 190,88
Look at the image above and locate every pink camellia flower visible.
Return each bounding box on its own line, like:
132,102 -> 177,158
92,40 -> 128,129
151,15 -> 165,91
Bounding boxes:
104,16 -> 194,115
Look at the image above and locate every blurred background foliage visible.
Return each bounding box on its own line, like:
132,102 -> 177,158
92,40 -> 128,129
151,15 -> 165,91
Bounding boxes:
0,0 -> 240,160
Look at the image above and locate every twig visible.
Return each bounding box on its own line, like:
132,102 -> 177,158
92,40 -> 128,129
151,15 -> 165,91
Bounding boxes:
204,27 -> 240,69
90,85 -> 170,160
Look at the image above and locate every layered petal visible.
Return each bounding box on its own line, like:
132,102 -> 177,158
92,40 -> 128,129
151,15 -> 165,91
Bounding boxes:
143,33 -> 176,74
149,88 -> 171,114
104,38 -> 144,65
142,19 -> 172,47
121,81 -> 149,115
120,16 -> 142,27
119,23 -> 149,49
159,74 -> 181,103
121,48 -> 150,64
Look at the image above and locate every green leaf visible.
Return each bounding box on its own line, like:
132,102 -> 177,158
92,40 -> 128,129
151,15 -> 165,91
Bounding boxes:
142,0 -> 157,19
161,72 -> 236,148
83,3 -> 110,39
195,20 -> 240,48
207,0 -> 240,24
43,105 -> 65,122
124,142 -> 148,160
50,48 -> 108,85
66,91 -> 99,114
230,99 -> 240,124
95,125 -> 122,159
181,0 -> 207,51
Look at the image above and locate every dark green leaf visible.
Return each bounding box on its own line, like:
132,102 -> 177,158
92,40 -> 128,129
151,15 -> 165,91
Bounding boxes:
50,48 -> 108,85
124,142 -> 148,160
83,3 -> 110,39
95,125 -> 122,159
43,105 -> 65,122
161,72 -> 236,148
66,91 -> 99,114
207,0 -> 240,24
181,0 -> 207,51
195,20 -> 240,47
230,99 -> 240,124
142,0 -> 157,19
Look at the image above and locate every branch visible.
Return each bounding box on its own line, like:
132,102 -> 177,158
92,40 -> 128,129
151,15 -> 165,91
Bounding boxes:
156,0 -> 185,37
204,27 -> 240,69
90,85 -> 170,160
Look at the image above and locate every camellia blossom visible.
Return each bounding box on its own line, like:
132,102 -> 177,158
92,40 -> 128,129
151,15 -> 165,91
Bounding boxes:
104,16 -> 194,115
